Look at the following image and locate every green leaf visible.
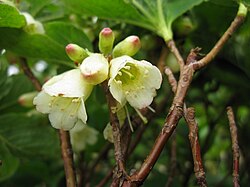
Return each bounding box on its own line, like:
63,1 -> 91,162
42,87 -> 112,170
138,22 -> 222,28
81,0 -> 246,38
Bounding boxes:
0,113 -> 60,158
62,0 -> 204,41
0,28 -> 71,65
0,74 -> 34,113
0,22 -> 93,66
0,0 -> 26,28
62,0 -> 152,30
242,0 -> 250,7
0,142 -> 20,182
45,22 -> 93,51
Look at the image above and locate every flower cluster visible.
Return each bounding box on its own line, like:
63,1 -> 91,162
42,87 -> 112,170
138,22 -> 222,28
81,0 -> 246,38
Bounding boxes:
33,28 -> 162,131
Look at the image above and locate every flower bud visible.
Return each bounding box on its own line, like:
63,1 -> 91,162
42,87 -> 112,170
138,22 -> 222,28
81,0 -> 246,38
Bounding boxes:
80,53 -> 109,85
98,27 -> 115,55
112,36 -> 141,57
18,91 -> 38,107
65,44 -> 89,63
22,12 -> 45,34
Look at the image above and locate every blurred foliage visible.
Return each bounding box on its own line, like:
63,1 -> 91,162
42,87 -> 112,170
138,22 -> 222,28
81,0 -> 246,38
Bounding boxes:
0,0 -> 250,186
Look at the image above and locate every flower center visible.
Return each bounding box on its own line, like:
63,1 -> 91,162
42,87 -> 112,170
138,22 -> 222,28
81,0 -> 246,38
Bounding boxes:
115,62 -> 139,85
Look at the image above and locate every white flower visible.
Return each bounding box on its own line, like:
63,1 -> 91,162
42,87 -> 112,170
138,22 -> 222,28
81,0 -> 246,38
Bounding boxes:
70,121 -> 98,152
33,69 -> 93,130
22,12 -> 45,34
80,53 -> 109,85
108,55 -> 162,109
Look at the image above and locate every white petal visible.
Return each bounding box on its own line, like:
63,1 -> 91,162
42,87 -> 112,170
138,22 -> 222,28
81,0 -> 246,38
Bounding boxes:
125,87 -> 156,109
123,60 -> 162,109
80,53 -> 109,85
77,98 -> 87,124
109,55 -> 133,79
43,69 -> 93,99
109,80 -> 126,106
48,97 -> 79,130
33,91 -> 53,113
70,122 -> 98,152
138,60 -> 162,89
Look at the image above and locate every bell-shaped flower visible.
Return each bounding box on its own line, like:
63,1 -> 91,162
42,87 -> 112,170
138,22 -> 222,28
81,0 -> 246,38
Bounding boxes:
80,53 -> 109,85
108,55 -> 162,109
70,120 -> 98,153
22,12 -> 45,34
33,69 -> 93,130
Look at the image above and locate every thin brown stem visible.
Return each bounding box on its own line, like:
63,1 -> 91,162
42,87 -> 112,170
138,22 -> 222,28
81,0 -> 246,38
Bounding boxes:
166,40 -> 185,70
192,15 -> 246,70
227,106 -> 240,187
102,81 -> 128,185
164,67 -> 177,93
165,132 -> 177,187
184,107 -> 207,187
19,57 -> 42,91
59,130 -> 77,187
19,57 -> 77,187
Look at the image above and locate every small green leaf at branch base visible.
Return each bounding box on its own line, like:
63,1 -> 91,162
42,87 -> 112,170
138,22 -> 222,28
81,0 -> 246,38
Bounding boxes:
238,3 -> 248,16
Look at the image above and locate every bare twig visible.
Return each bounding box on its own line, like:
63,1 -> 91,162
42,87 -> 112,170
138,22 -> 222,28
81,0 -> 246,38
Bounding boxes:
85,143 -> 112,184
19,57 -> 77,187
102,81 -> 128,185
184,107 -> 207,187
157,47 -> 169,73
19,57 -> 42,91
192,15 -> 246,70
165,132 -> 177,187
227,106 -> 240,187
164,67 -> 177,93
167,40 -> 185,70
59,130 -> 77,187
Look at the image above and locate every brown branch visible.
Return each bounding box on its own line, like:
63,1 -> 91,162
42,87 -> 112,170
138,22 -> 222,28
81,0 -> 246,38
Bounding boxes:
19,57 -> 42,91
85,143 -> 112,184
128,63 -> 195,185
164,67 -> 177,93
227,106 -> 240,187
102,82 -> 128,185
19,57 -> 77,187
157,47 -> 169,74
192,15 -> 246,70
184,107 -> 207,187
165,132 -> 177,187
166,40 -> 185,69
59,130 -> 77,187
96,169 -> 114,187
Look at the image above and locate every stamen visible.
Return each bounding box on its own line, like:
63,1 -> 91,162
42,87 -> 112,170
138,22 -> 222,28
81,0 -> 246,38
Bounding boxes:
121,69 -> 135,79
125,105 -> 134,132
124,65 -> 131,70
118,71 -> 122,76
115,80 -> 122,84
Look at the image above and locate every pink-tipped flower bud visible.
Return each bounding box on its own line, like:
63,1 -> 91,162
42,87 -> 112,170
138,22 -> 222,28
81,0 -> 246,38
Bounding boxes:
80,53 -> 109,85
65,44 -> 89,63
98,27 -> 115,55
18,91 -> 38,107
112,35 -> 141,57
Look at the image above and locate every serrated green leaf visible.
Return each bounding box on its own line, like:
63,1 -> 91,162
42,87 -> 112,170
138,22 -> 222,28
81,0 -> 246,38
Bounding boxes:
45,22 -> 93,51
0,113 -> 59,158
0,1 -> 26,28
0,142 -> 20,182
